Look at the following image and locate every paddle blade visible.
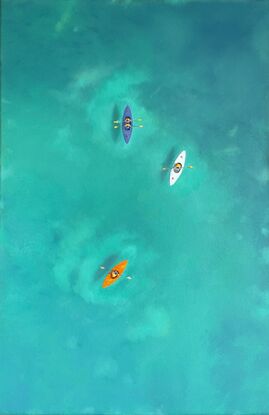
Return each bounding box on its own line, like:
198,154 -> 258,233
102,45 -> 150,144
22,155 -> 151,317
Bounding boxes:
114,125 -> 119,129
187,165 -> 193,169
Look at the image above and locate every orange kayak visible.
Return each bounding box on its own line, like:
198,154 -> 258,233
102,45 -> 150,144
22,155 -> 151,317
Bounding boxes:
102,260 -> 128,288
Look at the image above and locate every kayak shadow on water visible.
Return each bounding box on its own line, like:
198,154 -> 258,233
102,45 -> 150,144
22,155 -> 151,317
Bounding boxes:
111,105 -> 121,143
160,146 -> 177,182
94,253 -> 120,282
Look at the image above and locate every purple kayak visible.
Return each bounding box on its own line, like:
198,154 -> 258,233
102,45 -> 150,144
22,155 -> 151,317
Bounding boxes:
122,106 -> 133,144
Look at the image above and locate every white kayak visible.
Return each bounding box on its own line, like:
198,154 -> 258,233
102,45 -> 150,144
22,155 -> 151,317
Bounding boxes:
170,150 -> 186,186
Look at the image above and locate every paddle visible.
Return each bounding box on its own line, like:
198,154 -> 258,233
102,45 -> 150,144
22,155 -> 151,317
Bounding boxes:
100,265 -> 133,280
113,118 -> 143,128
113,124 -> 143,129
114,118 -> 142,123
162,165 -> 193,171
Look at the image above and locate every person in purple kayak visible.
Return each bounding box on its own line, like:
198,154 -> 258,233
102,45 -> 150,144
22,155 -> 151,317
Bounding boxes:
124,116 -> 132,130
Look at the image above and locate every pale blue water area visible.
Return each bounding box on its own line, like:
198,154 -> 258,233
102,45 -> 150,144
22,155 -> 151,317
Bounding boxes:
1,0 -> 269,413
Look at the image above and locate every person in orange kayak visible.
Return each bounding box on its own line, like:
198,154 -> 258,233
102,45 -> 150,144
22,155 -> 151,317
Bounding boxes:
110,269 -> 120,279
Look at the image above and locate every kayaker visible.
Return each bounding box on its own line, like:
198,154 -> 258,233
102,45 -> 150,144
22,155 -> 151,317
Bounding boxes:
111,269 -> 120,279
124,116 -> 132,130
173,162 -> 182,173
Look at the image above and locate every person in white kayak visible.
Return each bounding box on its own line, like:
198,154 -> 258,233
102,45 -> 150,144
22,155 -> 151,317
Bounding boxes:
173,162 -> 183,173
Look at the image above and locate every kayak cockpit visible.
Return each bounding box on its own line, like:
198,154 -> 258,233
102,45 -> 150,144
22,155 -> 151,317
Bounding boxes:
173,162 -> 183,174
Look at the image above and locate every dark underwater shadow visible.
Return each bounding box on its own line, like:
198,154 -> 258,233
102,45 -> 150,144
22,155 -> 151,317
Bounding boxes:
111,105 -> 121,143
94,253 -> 120,282
160,146 -> 177,182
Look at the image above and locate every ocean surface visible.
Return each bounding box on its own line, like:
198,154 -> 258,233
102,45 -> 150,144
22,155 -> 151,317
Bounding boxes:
1,0 -> 269,413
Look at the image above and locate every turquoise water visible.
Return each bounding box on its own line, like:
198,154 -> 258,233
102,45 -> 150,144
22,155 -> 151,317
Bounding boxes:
1,0 -> 269,413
